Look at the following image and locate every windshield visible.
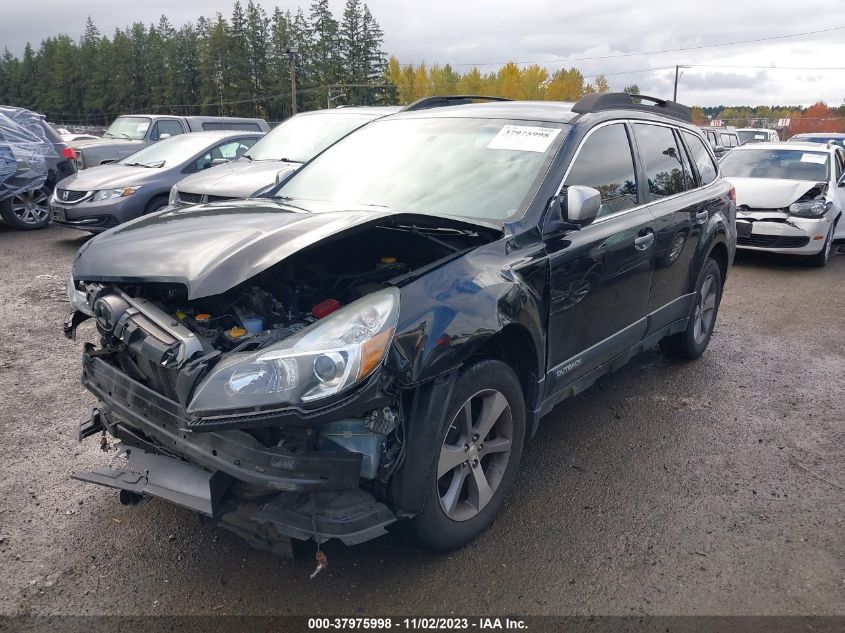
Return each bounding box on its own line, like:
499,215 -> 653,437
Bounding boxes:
737,130 -> 770,144
103,116 -> 151,141
720,149 -> 829,181
246,112 -> 375,162
278,117 -> 568,222
118,133 -> 218,167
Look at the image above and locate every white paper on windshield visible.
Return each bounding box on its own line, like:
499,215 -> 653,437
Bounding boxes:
487,125 -> 561,153
136,122 -> 150,132
800,153 -> 827,164
754,134 -> 766,139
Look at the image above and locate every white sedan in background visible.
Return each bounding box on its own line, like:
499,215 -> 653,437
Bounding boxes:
720,142 -> 845,267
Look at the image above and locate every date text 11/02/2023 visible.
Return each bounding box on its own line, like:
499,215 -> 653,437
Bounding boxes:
307,617 -> 528,630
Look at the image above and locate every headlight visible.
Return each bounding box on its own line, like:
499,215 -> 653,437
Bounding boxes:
168,185 -> 178,206
788,199 -> 830,218
93,186 -> 142,201
187,288 -> 400,414
67,275 -> 93,316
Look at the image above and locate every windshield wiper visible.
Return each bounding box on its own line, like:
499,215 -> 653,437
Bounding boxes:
242,153 -> 254,161
123,160 -> 165,168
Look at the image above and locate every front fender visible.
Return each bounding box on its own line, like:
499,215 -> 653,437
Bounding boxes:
387,239 -> 547,388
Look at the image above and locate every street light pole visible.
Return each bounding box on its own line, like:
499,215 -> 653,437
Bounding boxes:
285,45 -> 299,115
673,65 -> 691,102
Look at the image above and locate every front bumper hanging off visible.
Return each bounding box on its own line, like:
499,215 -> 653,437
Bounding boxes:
74,352 -> 397,554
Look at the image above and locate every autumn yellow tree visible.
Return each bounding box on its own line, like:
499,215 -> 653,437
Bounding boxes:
546,68 -> 584,101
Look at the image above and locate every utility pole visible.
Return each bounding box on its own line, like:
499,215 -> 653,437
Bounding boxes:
673,65 -> 691,102
285,45 -> 299,115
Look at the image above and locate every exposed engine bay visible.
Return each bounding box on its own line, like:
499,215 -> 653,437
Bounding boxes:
67,213 -> 501,557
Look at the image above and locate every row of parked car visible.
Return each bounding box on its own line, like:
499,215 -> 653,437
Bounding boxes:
9,92 -> 845,557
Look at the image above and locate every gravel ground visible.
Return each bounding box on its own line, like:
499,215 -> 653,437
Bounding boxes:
0,223 -> 843,618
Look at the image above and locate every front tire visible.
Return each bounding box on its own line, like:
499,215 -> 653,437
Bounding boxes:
807,223 -> 834,267
659,257 -> 723,359
413,359 -> 525,550
414,359 -> 525,550
0,185 -> 52,230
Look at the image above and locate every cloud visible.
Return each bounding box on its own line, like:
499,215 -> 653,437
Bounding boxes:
2,0 -> 844,106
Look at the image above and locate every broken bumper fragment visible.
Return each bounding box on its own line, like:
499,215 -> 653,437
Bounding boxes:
74,351 -> 397,553
736,211 -> 833,255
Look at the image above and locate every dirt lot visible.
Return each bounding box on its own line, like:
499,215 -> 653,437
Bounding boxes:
0,223 -> 843,617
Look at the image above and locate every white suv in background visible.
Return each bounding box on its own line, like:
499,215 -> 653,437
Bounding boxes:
737,128 -> 780,145
720,142 -> 844,266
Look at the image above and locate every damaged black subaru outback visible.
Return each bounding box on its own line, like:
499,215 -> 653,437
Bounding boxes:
66,94 -> 736,555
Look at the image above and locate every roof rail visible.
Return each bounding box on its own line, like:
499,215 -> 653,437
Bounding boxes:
400,95 -> 512,112
572,93 -> 692,123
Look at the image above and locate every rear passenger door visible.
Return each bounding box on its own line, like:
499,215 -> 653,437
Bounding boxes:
634,123 -> 720,332
544,122 -> 655,393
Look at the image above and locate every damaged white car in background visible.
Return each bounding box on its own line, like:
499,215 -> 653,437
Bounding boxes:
720,142 -> 845,266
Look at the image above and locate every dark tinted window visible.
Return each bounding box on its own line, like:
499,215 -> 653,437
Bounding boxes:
676,130 -> 695,189
202,121 -> 262,131
682,132 -> 718,186
564,123 -> 638,217
633,124 -> 688,200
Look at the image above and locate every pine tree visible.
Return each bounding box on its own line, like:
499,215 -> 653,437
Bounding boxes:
310,0 -> 341,107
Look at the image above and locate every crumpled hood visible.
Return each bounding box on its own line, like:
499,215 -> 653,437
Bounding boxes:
176,159 -> 301,198
57,164 -> 164,191
72,199 -> 493,299
726,177 -> 823,209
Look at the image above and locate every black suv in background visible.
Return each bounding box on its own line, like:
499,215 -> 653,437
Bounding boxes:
66,93 -> 736,554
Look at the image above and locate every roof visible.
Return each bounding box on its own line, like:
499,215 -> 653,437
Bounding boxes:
297,106 -> 401,119
731,141 -> 835,152
790,132 -> 845,139
388,100 -> 580,123
165,130 -> 265,140
736,128 -> 774,132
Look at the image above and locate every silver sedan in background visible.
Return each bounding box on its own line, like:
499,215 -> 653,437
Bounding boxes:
50,130 -> 262,232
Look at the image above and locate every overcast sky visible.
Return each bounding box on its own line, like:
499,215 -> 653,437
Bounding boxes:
2,0 -> 844,107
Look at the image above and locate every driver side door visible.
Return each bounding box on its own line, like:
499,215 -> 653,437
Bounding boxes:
544,121 -> 656,397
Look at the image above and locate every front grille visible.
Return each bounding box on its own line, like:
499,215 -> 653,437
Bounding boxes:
56,188 -> 87,202
738,235 -> 810,248
207,194 -> 236,203
177,191 -> 204,205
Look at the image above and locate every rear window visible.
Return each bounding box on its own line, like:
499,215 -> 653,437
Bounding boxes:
202,122 -> 262,131
633,123 -> 689,200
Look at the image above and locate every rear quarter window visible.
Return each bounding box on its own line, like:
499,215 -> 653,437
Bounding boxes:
682,132 -> 718,186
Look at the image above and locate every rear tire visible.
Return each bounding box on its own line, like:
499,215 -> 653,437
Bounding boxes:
0,185 -> 52,230
413,359 -> 525,550
659,257 -> 723,359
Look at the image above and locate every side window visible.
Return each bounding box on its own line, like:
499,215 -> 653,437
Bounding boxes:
633,123 -> 688,200
682,131 -> 718,186
151,119 -> 184,141
563,123 -> 638,218
706,131 -> 718,148
675,130 -> 695,189
720,133 -> 736,148
194,139 -> 257,171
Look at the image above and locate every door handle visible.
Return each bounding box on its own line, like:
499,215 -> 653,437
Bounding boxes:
695,210 -> 709,224
634,231 -> 655,251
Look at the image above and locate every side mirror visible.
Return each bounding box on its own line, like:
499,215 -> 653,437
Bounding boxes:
159,133 -> 172,140
545,185 -> 602,234
564,185 -> 602,226
211,158 -> 228,167
714,145 -> 726,156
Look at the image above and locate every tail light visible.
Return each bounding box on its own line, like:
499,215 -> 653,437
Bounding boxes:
729,186 -> 736,204
61,146 -> 76,160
